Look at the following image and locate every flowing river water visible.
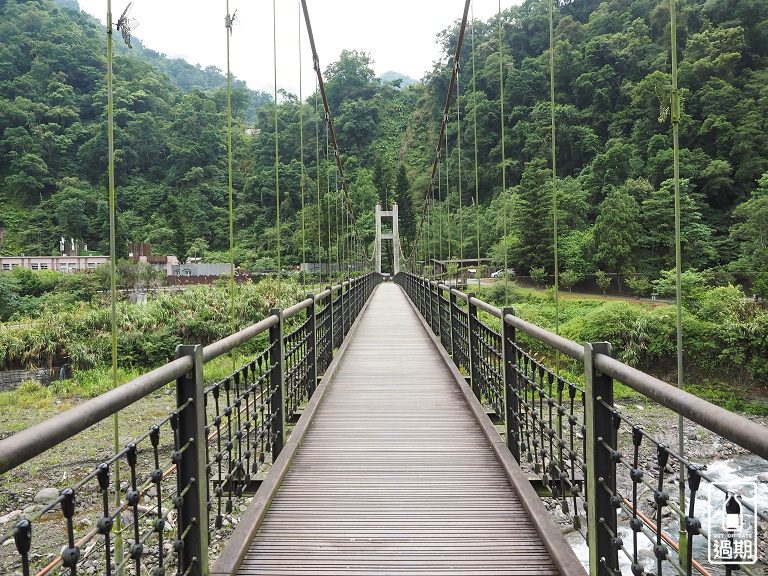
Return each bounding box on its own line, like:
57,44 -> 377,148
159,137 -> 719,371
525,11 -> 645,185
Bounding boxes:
567,453 -> 768,575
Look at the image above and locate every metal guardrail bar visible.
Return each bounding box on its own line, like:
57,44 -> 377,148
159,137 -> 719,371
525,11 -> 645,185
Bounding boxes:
0,355 -> 193,475
314,288 -> 331,300
501,311 -> 585,361
420,279 -> 768,463
0,281 -> 364,478
282,297 -> 313,319
202,314 -> 280,363
593,352 -> 768,461
469,295 -> 502,318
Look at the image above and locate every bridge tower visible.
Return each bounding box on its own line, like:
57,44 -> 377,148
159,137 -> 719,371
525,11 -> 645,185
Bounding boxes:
375,202 -> 400,275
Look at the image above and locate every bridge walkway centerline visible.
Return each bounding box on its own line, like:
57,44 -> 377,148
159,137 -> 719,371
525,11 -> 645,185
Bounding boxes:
213,282 -> 586,576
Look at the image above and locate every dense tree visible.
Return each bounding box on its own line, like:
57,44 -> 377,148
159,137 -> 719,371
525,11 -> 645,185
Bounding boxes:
593,187 -> 641,291
640,179 -> 717,272
392,164 -> 415,255
509,159 -> 553,273
1,0 -> 767,287
729,173 -> 768,272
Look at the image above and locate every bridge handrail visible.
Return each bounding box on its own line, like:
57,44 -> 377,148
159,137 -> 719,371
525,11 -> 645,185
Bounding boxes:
433,278 -> 768,460
592,352 -> 768,460
0,356 -> 192,475
0,272 -> 382,576
0,280 -> 368,477
396,271 -> 768,575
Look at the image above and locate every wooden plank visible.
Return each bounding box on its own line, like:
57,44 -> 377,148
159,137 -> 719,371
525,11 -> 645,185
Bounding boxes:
236,283 -> 569,575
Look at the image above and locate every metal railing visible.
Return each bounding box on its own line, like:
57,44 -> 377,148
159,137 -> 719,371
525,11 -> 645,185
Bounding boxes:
396,272 -> 768,576
0,273 -> 380,576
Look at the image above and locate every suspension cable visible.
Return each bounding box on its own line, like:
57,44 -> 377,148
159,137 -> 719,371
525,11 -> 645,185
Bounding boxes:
105,1 -> 124,565
326,122 -> 332,276
315,78 -> 322,277
445,117 -> 451,261
457,66 -> 464,264
499,0 -> 508,282
300,0 -> 373,264
335,172 -> 340,273
298,0 -> 306,281
225,0 -> 236,370
670,0 -> 687,557
408,0 -> 472,265
273,0 -> 281,278
472,1 -> 481,289
438,140 -> 443,261
549,0 -> 560,337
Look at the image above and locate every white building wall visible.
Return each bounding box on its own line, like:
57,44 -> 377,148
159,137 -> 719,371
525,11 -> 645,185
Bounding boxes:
0,256 -> 109,273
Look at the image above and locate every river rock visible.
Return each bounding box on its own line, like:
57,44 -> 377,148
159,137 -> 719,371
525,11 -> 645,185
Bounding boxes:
0,510 -> 22,524
33,487 -> 59,503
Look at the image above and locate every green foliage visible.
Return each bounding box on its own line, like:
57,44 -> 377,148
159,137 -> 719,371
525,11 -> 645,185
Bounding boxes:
0,278 -> 304,371
595,270 -> 611,295
253,257 -> 277,271
624,275 -> 650,299
393,164 -> 415,254
651,268 -> 713,311
559,269 -> 582,293
530,267 -> 547,289
593,187 -> 641,277
754,270 -> 768,300
730,190 -> 768,272
482,279 -> 519,307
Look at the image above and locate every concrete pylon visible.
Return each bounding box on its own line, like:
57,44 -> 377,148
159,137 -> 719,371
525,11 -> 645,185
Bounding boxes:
375,202 -> 400,275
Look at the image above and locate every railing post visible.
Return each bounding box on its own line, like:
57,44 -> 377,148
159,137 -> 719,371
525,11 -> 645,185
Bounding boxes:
449,290 -> 459,369
467,293 -> 481,400
340,282 -> 347,339
419,277 -> 427,323
306,295 -> 317,398
501,307 -> 520,461
439,285 -> 450,355
584,342 -> 618,576
344,281 -> 351,335
448,288 -> 459,364
269,309 -> 286,460
351,278 -> 359,319
326,285 -> 336,349
431,281 -> 439,335
174,344 -> 208,576
321,289 -> 332,372
355,277 -> 361,318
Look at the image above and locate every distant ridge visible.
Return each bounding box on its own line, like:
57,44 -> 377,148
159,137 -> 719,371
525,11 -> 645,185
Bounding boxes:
380,71 -> 417,88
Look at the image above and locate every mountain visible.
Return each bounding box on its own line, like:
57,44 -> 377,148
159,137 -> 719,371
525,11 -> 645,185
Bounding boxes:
2,0 -> 768,283
379,71 -> 417,89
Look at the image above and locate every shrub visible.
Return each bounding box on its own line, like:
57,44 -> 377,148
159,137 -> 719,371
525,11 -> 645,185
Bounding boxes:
559,269 -> 582,293
595,270 -> 611,296
530,267 -> 546,289
480,280 -> 519,307
625,275 -> 651,299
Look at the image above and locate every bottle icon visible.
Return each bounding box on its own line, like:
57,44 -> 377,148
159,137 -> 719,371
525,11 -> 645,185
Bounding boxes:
723,491 -> 741,531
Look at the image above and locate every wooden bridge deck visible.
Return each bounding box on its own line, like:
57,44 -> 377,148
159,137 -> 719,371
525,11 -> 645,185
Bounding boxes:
214,282 -> 585,576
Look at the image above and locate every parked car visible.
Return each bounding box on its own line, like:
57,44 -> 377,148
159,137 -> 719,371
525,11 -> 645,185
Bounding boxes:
491,268 -> 516,278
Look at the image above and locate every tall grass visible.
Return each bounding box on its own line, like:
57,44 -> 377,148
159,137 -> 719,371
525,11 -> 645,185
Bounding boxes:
0,279 -> 305,373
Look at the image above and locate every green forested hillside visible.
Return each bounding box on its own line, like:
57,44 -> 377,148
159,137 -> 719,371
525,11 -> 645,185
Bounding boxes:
1,0 -> 767,288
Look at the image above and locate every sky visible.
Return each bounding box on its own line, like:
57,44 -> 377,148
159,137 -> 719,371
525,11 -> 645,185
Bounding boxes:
75,0 -> 520,96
